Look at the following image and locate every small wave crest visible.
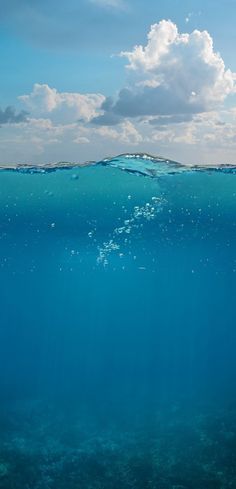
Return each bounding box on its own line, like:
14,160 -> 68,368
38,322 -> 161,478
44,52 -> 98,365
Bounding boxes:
0,153 -> 236,177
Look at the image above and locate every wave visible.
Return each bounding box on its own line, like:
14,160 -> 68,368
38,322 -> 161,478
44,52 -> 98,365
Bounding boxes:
1,153 -> 236,177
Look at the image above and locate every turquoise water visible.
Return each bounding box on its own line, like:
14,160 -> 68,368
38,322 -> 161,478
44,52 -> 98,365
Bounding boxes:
0,155 -> 236,488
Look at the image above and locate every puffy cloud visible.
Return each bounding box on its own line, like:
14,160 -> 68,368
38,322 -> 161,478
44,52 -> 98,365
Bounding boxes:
94,120 -> 143,144
147,109 -> 236,150
121,20 -> 179,72
19,84 -> 105,123
121,20 -> 235,103
73,120 -> 143,145
0,106 -> 28,124
95,20 -> 235,124
119,120 -> 143,143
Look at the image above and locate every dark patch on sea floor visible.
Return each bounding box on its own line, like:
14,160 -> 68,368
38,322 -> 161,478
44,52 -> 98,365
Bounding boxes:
0,402 -> 236,489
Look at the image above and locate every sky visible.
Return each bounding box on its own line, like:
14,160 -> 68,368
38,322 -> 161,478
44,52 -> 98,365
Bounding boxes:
0,0 -> 236,165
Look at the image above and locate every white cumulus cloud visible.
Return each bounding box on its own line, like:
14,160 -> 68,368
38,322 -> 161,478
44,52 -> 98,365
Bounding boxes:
95,20 -> 235,123
19,84 -> 105,123
121,19 -> 235,105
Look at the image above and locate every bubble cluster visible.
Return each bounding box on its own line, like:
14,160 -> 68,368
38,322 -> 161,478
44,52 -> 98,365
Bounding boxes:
97,196 -> 165,267
97,240 -> 120,267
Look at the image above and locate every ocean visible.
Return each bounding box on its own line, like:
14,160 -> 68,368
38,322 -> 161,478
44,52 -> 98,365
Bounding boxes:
0,154 -> 236,488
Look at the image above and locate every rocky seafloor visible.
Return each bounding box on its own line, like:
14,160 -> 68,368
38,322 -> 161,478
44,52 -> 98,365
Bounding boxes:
0,401 -> 236,489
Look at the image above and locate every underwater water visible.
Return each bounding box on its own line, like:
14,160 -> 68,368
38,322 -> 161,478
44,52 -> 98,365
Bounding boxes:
0,154 -> 236,488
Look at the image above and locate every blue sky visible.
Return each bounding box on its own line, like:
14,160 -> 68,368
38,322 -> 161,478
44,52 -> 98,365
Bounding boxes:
0,0 -> 236,164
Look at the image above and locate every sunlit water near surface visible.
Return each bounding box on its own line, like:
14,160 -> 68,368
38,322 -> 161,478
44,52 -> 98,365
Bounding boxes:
0,154 -> 236,488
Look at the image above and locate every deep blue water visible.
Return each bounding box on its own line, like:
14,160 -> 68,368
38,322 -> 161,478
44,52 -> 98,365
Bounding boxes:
0,155 -> 236,488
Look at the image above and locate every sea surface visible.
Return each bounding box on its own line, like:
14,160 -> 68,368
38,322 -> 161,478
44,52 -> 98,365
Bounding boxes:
0,154 -> 236,489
